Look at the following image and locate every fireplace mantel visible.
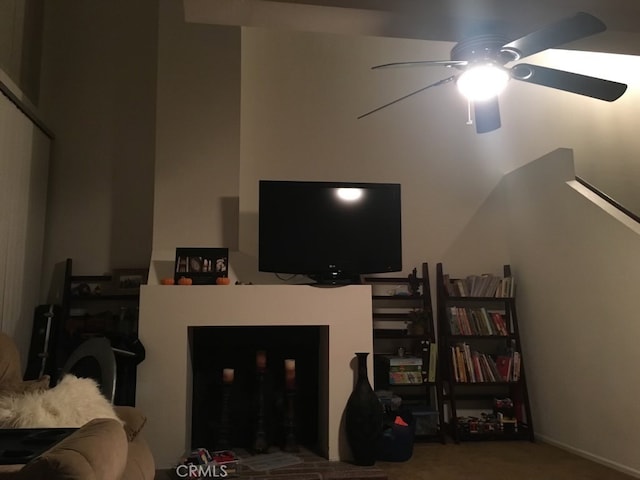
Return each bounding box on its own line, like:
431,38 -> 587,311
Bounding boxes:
136,284 -> 373,469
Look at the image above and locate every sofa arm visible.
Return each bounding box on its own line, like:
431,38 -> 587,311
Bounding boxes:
16,418 -> 128,480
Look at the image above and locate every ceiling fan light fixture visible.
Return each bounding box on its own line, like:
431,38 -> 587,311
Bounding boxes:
457,63 -> 510,101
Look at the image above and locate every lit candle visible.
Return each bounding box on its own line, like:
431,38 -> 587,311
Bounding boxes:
222,368 -> 234,384
256,350 -> 267,371
285,359 -> 296,389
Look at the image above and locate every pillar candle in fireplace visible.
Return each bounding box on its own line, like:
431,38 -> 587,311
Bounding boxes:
222,368 -> 234,384
256,350 -> 267,371
285,359 -> 295,389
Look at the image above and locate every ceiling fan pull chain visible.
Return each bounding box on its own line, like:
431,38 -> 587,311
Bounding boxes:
466,99 -> 473,126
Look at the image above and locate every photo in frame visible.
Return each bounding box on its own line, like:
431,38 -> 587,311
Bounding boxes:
112,268 -> 149,295
174,247 -> 229,284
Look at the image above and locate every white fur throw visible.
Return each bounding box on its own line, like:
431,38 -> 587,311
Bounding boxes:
0,374 -> 122,428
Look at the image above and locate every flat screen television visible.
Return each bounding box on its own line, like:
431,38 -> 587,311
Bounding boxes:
259,180 -> 402,284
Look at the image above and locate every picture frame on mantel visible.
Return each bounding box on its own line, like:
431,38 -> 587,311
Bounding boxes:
174,247 -> 229,284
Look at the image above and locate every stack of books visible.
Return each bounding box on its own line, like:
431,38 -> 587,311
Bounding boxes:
385,356 -> 424,385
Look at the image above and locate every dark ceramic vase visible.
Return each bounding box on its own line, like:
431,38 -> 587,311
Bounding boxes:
345,352 -> 383,466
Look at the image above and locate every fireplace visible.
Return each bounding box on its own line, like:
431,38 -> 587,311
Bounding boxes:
189,325 -> 327,453
136,284 -> 373,469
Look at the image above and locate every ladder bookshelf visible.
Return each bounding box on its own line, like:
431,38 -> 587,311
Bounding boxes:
436,263 -> 534,443
362,262 -> 445,443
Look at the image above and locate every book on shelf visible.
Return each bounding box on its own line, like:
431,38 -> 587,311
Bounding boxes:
427,342 -> 438,383
389,368 -> 423,385
373,320 -> 409,331
448,307 -> 508,336
451,343 -> 521,383
388,363 -> 423,385
383,355 -> 423,366
443,273 -> 516,298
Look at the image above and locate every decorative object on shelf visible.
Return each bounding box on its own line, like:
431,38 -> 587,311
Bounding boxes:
174,247 -> 229,285
216,368 -> 234,450
344,352 -> 383,466
408,308 -> 430,336
407,267 -> 421,296
112,268 -> 149,295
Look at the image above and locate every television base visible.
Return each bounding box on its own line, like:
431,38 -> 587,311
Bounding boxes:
308,274 -> 362,286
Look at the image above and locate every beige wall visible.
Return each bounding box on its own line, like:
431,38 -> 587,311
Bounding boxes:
38,0 -> 157,301
153,0 -> 240,265
0,0 -> 43,105
236,28 -> 640,476
237,27 -> 640,280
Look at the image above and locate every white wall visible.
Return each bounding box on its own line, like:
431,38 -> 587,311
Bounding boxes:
504,148 -> 640,476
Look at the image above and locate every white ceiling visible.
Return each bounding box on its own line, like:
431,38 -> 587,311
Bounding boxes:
184,0 -> 640,56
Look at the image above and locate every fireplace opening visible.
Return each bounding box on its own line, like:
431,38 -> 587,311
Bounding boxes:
189,325 -> 328,455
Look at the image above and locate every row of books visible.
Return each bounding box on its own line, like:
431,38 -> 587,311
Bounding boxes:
444,273 -> 516,298
382,342 -> 438,385
450,342 -> 521,383
448,306 -> 510,336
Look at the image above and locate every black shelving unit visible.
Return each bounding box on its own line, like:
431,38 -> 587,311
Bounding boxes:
362,262 -> 445,443
54,258 -> 145,406
436,263 -> 534,443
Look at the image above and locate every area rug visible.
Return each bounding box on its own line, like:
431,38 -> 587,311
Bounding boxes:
238,451 -> 303,471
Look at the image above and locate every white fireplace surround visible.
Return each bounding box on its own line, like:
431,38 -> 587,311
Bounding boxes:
136,284 -> 373,469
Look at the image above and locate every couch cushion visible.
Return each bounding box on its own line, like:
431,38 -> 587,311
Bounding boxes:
114,406 -> 147,442
121,434 -> 156,480
16,418 -> 128,480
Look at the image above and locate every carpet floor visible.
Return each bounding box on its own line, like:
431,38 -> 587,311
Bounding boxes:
155,441 -> 636,480
377,441 -> 635,480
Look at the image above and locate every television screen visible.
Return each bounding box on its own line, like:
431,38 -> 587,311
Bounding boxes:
258,180 -> 402,284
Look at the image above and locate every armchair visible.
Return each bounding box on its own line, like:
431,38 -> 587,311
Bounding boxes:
0,332 -> 155,480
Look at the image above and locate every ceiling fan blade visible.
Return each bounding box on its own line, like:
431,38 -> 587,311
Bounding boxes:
473,97 -> 501,134
372,60 -> 468,70
511,63 -> 627,101
358,75 -> 456,120
501,12 -> 606,61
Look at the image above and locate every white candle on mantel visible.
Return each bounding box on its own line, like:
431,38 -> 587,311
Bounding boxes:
285,359 -> 296,389
222,368 -> 234,384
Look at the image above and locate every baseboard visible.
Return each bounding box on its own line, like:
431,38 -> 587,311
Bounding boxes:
536,433 -> 640,479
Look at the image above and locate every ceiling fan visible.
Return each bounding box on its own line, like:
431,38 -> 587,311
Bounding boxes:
358,12 -> 628,134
